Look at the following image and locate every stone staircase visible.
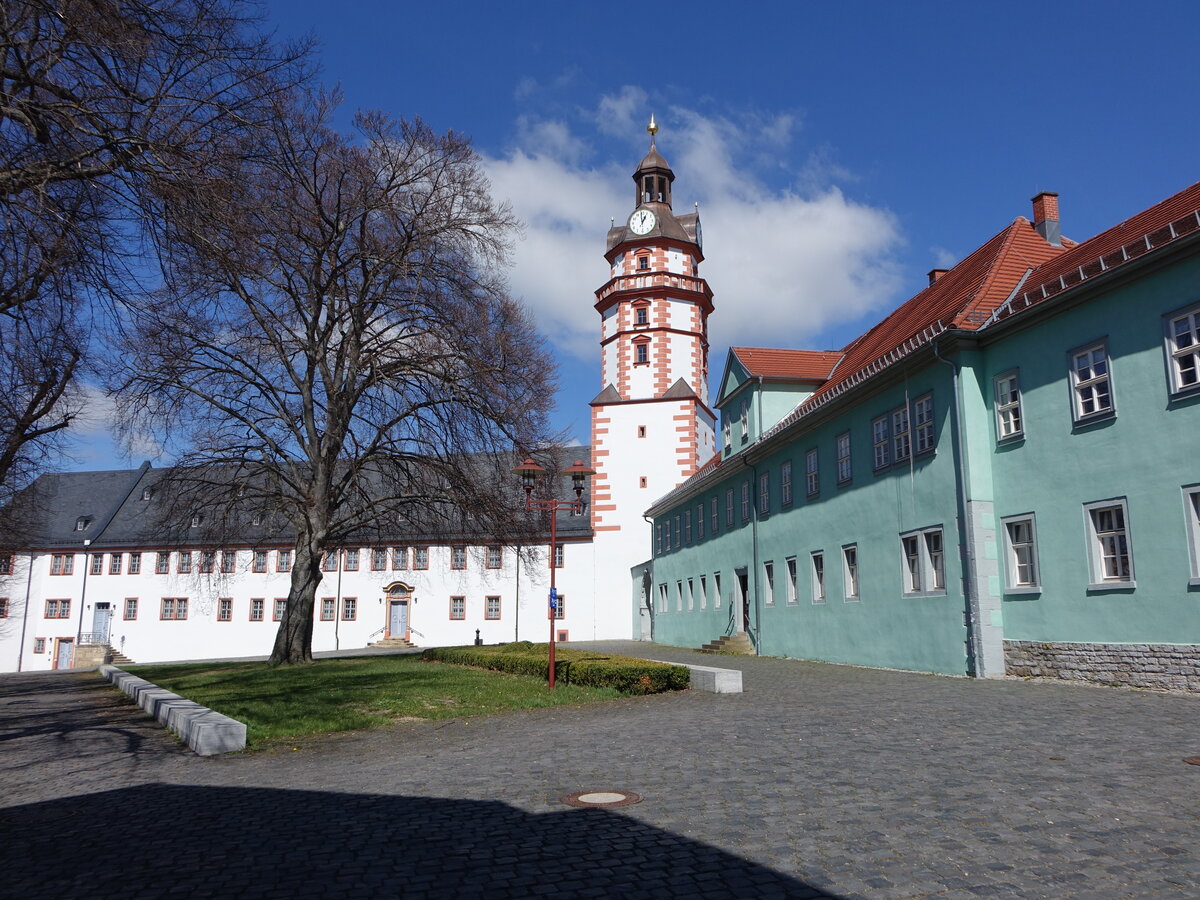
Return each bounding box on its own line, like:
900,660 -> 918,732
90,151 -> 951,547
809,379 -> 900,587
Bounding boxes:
105,646 -> 136,666
368,636 -> 417,650
699,631 -> 755,655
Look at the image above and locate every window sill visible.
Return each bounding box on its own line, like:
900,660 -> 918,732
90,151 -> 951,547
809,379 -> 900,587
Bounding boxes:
1072,410 -> 1116,432
1003,585 -> 1042,596
1086,580 -> 1136,593
901,590 -> 948,599
844,595 -> 860,603
996,434 -> 1025,447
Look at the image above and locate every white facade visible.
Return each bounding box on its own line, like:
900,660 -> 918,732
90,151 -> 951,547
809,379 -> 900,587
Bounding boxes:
0,540 -> 600,671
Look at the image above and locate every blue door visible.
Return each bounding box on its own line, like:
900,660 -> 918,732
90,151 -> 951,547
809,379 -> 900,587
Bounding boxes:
92,603 -> 112,642
389,600 -> 408,636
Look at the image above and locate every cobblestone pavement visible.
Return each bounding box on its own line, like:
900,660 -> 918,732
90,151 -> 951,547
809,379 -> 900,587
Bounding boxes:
2,644 -> 1199,899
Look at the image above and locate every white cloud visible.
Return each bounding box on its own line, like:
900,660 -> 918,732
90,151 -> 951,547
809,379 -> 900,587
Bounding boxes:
930,246 -> 959,269
482,92 -> 903,361
67,382 -> 162,465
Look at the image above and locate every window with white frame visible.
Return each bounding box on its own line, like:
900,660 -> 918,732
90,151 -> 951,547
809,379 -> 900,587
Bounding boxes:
811,552 -> 826,604
676,581 -> 683,611
899,527 -> 946,595
552,593 -> 565,619
699,574 -> 708,609
723,418 -> 731,450
836,432 -> 852,484
763,561 -> 775,606
44,598 -> 70,618
1184,486 -> 1200,584
273,598 -> 286,621
199,551 -> 215,573
696,504 -> 705,540
995,371 -> 1023,440
413,547 -> 429,569
177,552 -> 192,574
128,553 -> 141,575
90,554 -> 103,575
0,554 -> 10,575
1001,515 -> 1041,592
713,571 -> 722,608
1070,341 -> 1113,421
486,546 -> 502,569
634,340 -> 649,364
781,460 -> 793,506
740,482 -> 750,521
485,595 -> 501,620
843,545 -> 859,601
320,598 -> 335,621
759,472 -> 770,515
33,637 -> 46,653
687,578 -> 694,610
658,583 -> 668,613
892,405 -> 911,461
740,399 -> 748,439
554,543 -> 565,567
372,548 -> 388,570
341,597 -> 357,621
161,597 -> 188,620
218,598 -> 232,621
1084,500 -> 1134,587
155,552 -> 170,574
1166,305 -> 1200,394
451,546 -> 467,570
785,556 -> 797,604
805,448 -> 819,498
124,598 -> 138,620
220,550 -> 235,573
250,598 -> 264,621
51,554 -> 73,576
872,415 -> 890,470
255,550 -> 270,573
914,394 -> 935,454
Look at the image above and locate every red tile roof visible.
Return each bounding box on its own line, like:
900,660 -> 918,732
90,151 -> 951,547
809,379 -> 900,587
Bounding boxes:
730,347 -> 842,380
988,180 -> 1200,325
799,217 -> 1066,410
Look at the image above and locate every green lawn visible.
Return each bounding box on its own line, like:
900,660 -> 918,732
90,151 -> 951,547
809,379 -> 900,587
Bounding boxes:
129,655 -> 622,748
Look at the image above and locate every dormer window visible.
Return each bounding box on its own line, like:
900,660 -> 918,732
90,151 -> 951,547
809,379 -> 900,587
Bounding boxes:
251,512 -> 262,527
74,516 -> 90,532
190,513 -> 203,528
141,487 -> 153,501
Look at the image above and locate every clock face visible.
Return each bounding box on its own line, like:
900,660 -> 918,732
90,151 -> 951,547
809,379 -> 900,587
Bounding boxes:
628,208 -> 657,236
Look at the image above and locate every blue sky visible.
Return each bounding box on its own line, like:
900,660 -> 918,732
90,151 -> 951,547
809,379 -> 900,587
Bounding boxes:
71,0 -> 1200,462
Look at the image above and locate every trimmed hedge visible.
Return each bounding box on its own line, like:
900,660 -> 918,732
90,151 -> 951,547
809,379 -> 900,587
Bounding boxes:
421,644 -> 689,695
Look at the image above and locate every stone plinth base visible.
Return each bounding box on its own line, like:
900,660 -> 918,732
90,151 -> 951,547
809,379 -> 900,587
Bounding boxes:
1005,640 -> 1200,693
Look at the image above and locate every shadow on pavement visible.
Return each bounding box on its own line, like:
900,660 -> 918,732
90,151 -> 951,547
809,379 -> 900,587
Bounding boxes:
0,783 -> 838,899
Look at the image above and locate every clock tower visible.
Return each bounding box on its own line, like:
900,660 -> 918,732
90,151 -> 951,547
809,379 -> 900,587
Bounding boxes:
590,118 -> 717,635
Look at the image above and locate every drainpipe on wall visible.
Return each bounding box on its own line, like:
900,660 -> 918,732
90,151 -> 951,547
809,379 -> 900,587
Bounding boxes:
933,339 -> 982,677
75,539 -> 92,651
333,552 -> 343,652
741,456 -> 762,652
514,544 -> 521,642
16,551 -> 35,672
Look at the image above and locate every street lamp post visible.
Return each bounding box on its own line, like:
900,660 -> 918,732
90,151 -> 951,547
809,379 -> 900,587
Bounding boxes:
513,457 -> 594,688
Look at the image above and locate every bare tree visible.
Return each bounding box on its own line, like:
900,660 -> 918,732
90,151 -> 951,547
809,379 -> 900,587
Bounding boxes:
0,0 -> 310,498
112,97 -> 557,664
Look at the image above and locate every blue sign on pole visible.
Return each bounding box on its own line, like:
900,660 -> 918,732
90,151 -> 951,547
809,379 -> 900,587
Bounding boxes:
549,587 -> 558,611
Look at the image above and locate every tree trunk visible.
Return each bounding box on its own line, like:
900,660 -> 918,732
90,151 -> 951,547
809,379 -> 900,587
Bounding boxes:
269,538 -> 322,665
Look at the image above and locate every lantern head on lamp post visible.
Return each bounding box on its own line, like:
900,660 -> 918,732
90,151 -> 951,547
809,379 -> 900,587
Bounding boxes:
511,456 -> 594,688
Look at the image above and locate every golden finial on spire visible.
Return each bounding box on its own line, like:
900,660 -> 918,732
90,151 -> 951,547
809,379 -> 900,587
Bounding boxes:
647,114 -> 658,139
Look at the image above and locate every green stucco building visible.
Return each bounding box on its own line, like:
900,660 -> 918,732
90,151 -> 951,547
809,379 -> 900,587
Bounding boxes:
645,186 -> 1200,691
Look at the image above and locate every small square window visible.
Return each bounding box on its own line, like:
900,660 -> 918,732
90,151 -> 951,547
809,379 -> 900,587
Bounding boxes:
34,637 -> 46,653
450,596 -> 465,620
995,371 -> 1023,440
485,595 -> 501,620
217,598 -> 232,622
1070,341 -> 1114,422
341,597 -> 357,621
842,545 -> 859,601
1084,499 -> 1134,589
250,598 -> 265,621
1166,305 -> 1200,395
1001,515 -> 1041,593
124,598 -> 138,620
320,598 -> 335,621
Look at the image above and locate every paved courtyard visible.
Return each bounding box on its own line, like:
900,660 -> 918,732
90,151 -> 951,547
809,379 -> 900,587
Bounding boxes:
1,642 -> 1198,899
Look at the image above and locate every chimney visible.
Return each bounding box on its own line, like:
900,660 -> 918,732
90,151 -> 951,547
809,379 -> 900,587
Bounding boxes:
927,268 -> 949,286
1031,191 -> 1062,247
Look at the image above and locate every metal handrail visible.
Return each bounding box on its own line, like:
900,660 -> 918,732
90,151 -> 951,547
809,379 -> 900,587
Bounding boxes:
79,632 -> 109,645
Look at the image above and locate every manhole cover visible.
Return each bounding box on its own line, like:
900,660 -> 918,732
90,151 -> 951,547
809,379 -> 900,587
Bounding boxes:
560,789 -> 642,808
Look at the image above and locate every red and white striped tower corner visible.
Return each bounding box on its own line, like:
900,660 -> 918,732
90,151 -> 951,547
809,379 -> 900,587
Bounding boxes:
589,117 -> 717,637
